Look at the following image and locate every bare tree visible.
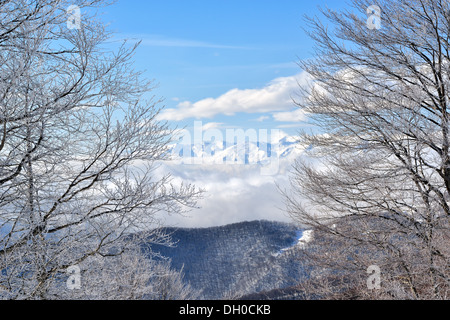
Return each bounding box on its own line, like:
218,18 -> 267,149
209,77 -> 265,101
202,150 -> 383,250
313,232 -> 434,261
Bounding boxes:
57,243 -> 200,300
285,0 -> 450,299
0,0 -> 201,299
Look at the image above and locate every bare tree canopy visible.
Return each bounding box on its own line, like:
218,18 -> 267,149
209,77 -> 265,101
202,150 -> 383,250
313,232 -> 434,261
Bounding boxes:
286,0 -> 450,299
0,0 -> 201,299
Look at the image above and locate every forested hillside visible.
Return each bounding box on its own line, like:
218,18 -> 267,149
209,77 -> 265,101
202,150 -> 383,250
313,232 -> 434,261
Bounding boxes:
144,220 -> 308,299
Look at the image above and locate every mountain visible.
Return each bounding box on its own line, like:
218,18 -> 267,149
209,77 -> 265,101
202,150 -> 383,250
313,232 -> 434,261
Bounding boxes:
144,220 -> 309,300
168,134 -> 303,165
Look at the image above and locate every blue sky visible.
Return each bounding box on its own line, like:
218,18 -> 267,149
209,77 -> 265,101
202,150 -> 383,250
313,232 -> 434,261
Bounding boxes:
102,0 -> 348,137
98,1 -> 353,227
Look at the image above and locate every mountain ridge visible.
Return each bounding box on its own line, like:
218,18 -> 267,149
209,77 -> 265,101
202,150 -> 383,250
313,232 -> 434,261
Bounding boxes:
143,220 -> 308,299
168,134 -> 304,165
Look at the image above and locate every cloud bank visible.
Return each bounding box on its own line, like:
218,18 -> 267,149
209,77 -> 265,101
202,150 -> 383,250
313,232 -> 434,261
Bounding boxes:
153,130 -> 306,228
155,161 -> 294,228
158,72 -> 312,121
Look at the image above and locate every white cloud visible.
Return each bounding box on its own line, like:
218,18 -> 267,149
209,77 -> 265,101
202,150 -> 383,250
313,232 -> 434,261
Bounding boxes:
277,123 -> 307,129
152,130 -> 308,228
201,122 -> 224,132
254,115 -> 270,122
158,72 -> 312,121
154,161 -> 294,228
272,108 -> 307,122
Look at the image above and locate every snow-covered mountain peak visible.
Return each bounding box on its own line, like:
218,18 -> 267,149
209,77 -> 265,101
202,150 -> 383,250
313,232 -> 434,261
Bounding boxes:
168,133 -> 304,165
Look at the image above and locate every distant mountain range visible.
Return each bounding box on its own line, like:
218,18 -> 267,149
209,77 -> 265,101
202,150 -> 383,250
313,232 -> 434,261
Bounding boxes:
168,134 -> 303,165
144,220 -> 310,300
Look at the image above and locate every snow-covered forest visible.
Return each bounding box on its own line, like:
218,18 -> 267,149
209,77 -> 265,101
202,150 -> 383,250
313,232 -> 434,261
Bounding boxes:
1,0 -> 450,301
146,220 -> 308,300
